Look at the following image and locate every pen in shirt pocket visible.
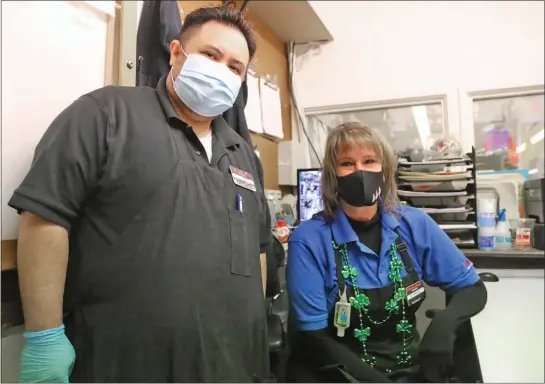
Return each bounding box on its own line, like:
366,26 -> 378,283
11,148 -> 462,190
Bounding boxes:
236,194 -> 244,214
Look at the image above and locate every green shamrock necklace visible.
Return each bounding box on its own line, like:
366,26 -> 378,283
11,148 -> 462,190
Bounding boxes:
332,241 -> 413,370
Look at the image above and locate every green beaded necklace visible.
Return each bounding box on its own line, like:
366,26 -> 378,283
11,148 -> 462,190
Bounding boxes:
332,241 -> 413,370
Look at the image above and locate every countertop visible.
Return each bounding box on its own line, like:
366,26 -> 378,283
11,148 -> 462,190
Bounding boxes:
463,247 -> 544,269
463,248 -> 544,258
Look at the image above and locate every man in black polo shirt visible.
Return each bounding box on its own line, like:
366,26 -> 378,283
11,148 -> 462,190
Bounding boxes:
10,7 -> 271,383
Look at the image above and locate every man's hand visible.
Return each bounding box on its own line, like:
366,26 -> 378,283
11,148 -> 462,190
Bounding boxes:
20,325 -> 76,383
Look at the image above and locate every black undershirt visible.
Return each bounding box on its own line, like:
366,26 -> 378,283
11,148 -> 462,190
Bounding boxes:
346,212 -> 382,255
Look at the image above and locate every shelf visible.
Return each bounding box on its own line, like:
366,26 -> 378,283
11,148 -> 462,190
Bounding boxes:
397,149 -> 479,249
398,157 -> 473,166
246,1 -> 333,43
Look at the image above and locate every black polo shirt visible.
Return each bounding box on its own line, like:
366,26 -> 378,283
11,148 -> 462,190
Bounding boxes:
10,77 -> 269,246
9,77 -> 271,294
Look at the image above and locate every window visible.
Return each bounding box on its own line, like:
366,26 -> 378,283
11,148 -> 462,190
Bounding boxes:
311,99 -> 448,161
473,93 -> 544,179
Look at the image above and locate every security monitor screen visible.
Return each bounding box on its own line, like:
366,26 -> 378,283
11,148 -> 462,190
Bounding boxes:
298,169 -> 324,222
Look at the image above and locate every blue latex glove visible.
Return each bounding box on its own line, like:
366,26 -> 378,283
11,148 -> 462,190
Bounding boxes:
19,324 -> 76,383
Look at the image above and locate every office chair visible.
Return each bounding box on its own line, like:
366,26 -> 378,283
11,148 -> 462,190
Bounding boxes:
265,235 -> 290,379
267,289 -> 288,353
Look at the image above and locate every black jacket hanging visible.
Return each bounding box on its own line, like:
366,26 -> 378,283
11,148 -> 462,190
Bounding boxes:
136,0 -> 182,88
222,80 -> 252,145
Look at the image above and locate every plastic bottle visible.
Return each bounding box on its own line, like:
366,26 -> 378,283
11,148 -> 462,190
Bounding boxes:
275,219 -> 290,244
494,209 -> 512,251
477,198 -> 496,250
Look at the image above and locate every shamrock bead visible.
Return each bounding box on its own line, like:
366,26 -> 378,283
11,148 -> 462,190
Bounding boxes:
390,257 -> 404,271
396,350 -> 412,365
388,269 -> 402,283
350,293 -> 370,309
384,298 -> 399,313
396,319 -> 413,333
342,265 -> 358,279
394,288 -> 407,302
354,327 -> 371,342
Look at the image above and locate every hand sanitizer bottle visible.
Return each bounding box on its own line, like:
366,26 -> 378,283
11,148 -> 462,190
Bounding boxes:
495,209 -> 512,251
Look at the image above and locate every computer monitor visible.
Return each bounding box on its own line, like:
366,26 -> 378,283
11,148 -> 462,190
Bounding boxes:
297,168 -> 324,222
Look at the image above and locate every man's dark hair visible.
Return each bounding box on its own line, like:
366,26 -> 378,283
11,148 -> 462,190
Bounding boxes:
180,6 -> 257,60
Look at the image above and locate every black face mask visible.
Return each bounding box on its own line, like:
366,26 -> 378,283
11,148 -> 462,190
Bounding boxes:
337,170 -> 383,207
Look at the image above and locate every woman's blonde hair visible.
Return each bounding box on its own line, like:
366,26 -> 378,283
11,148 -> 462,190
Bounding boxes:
321,122 -> 400,221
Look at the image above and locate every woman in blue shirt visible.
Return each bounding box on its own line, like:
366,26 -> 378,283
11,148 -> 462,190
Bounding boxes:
286,122 -> 487,383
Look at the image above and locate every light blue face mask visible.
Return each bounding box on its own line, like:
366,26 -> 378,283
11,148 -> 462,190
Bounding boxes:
171,50 -> 242,117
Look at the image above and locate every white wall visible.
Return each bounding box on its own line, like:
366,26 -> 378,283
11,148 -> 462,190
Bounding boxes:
1,1 -> 112,240
1,4 -> 112,379
300,0 -> 544,106
296,1 -> 544,143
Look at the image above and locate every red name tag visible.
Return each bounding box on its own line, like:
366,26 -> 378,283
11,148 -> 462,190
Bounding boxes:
230,166 -> 256,192
406,281 -> 425,306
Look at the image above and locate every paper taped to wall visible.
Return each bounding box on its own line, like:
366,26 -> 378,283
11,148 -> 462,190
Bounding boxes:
244,72 -> 264,134
260,78 -> 284,139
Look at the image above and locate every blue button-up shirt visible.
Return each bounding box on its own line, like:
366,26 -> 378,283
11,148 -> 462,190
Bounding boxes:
286,205 -> 479,331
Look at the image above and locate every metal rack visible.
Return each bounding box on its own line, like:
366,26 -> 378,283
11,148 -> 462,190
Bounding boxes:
396,147 -> 478,249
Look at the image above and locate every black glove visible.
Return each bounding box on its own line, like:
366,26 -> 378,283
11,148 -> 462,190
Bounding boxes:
419,280 -> 487,383
420,352 -> 452,382
419,312 -> 456,383
295,330 -> 391,383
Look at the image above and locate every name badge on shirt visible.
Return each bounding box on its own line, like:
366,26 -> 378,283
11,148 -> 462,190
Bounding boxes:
406,281 -> 426,306
230,166 -> 256,192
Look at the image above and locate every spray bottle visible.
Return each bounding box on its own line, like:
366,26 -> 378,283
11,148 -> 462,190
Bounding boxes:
478,198 -> 496,250
495,208 -> 512,251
